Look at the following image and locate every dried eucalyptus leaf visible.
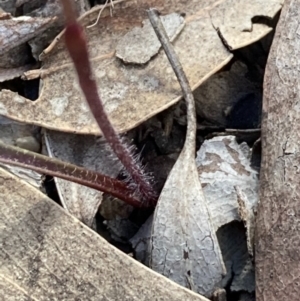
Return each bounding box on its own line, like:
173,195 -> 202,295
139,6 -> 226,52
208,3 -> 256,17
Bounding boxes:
146,8 -> 227,297
0,0 -> 232,134
210,0 -> 284,50
148,145 -> 225,297
0,167 -> 210,301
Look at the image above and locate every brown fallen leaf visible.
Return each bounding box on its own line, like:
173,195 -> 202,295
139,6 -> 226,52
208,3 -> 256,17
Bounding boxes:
0,167 -> 210,301
210,0 -> 284,50
147,9 -> 225,297
0,0 -> 254,134
255,0 -> 300,300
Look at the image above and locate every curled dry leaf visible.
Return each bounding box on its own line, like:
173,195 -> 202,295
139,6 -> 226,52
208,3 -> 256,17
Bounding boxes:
0,168 -> 210,301
0,0 -> 282,133
148,146 -> 226,297
147,9 -> 225,298
44,130 -> 122,227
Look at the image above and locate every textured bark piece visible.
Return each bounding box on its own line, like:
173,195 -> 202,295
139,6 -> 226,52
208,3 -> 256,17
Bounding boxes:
0,168 -> 209,301
196,136 -> 258,231
255,0 -> 300,300
0,0 -> 281,134
0,15 -> 57,53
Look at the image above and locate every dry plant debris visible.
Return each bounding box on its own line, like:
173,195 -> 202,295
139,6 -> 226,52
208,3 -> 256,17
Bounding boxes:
196,136 -> 258,232
0,0 -> 282,134
0,0 -> 287,300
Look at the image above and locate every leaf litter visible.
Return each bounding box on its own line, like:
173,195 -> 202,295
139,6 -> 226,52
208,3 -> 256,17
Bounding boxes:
0,1 -> 286,300
0,0 -> 282,134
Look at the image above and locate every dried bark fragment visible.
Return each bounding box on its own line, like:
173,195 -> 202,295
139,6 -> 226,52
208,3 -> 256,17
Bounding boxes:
255,0 -> 300,300
116,13 -> 185,64
0,15 -> 56,53
196,136 -> 258,231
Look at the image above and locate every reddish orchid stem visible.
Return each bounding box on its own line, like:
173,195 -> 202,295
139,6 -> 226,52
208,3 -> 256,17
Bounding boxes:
60,0 -> 156,204
0,142 -> 144,208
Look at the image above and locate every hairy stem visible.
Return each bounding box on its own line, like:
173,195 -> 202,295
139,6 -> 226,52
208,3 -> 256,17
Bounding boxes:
60,0 -> 156,204
0,142 -> 145,208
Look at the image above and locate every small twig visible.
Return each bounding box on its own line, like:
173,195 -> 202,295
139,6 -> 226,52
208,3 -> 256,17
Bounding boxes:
0,143 -> 145,208
147,9 -> 197,150
87,0 -> 114,29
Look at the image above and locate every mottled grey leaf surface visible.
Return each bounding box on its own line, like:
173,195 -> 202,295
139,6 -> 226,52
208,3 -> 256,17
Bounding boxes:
196,136 -> 258,231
